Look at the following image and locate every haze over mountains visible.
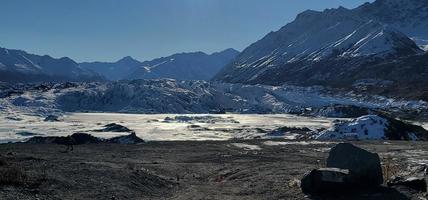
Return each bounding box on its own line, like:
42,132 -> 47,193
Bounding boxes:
0,47 -> 238,83
81,48 -> 239,81
0,47 -> 103,83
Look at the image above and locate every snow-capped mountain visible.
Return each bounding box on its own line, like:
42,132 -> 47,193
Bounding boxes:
127,48 -> 239,81
0,47 -> 102,83
81,49 -> 239,81
356,0 -> 428,50
215,0 -> 427,98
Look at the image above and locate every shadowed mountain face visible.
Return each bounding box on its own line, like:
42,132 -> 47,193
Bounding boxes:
80,56 -> 143,81
0,47 -> 103,83
81,48 -> 239,81
214,0 -> 428,100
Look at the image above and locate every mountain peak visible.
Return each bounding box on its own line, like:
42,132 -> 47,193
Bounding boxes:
215,0 -> 425,85
211,48 -> 240,57
118,56 -> 138,63
219,48 -> 239,54
295,9 -> 320,21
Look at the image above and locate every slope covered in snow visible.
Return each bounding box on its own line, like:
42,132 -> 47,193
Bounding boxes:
316,115 -> 390,140
315,115 -> 428,140
0,47 -> 102,83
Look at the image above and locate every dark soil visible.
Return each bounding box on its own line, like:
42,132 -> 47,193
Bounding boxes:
0,140 -> 427,200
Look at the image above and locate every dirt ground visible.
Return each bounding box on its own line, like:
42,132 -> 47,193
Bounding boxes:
0,140 -> 427,200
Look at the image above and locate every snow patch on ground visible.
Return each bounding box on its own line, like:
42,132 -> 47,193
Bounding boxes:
231,143 -> 262,151
263,141 -> 334,146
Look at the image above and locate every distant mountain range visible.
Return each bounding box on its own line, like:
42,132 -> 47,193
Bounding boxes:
0,47 -> 103,83
0,47 -> 238,83
80,48 -> 239,81
2,0 -> 428,102
215,0 -> 428,100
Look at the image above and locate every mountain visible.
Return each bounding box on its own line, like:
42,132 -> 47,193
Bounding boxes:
80,56 -> 142,81
357,0 -> 428,50
81,48 -> 239,81
0,47 -> 102,83
215,0 -> 427,99
127,48 -> 239,81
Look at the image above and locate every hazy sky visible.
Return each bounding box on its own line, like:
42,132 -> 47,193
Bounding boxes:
0,0 -> 373,62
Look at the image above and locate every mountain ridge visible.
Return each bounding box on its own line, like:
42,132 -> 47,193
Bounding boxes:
214,0 -> 427,100
0,47 -> 103,83
81,48 -> 239,81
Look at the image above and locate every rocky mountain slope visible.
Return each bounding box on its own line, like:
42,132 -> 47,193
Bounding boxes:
81,49 -> 239,81
0,47 -> 102,83
215,0 -> 428,100
357,0 -> 428,49
80,56 -> 143,81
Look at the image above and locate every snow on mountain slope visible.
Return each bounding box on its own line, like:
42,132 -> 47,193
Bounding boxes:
0,47 -> 102,83
215,4 -> 422,84
80,56 -> 143,81
81,49 -> 239,81
127,48 -> 239,81
356,0 -> 428,50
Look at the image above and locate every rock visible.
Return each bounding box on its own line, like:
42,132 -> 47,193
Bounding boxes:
266,126 -> 312,137
15,131 -> 40,137
26,132 -> 143,145
301,168 -> 353,195
26,133 -> 101,145
95,123 -> 133,132
163,117 -> 174,122
26,136 -> 63,144
44,115 -> 60,122
5,116 -> 22,121
326,143 -> 383,186
106,133 -> 144,144
387,176 -> 427,192
70,133 -> 102,145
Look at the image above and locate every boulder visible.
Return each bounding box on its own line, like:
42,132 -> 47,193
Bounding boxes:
106,132 -> 144,144
16,131 -> 40,136
70,133 -> 102,145
95,123 -> 133,132
326,143 -> 383,186
301,168 -> 353,195
44,115 -> 60,122
387,176 -> 427,192
26,133 -> 101,145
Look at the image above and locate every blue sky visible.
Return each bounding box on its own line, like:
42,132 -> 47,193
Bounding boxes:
0,0 -> 373,62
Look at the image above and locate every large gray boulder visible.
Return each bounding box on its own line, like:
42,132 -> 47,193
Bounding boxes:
326,143 -> 383,186
301,168 -> 353,195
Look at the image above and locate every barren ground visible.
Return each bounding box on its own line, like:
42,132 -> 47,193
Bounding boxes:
0,140 -> 427,200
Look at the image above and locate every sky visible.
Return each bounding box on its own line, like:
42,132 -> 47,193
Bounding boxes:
0,0 -> 374,62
